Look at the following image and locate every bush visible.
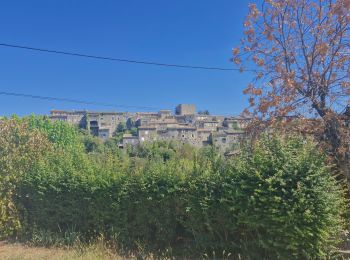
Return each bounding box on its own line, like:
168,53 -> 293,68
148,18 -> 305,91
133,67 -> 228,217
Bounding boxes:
0,119 -> 51,238
0,118 -> 346,258
81,135 -> 103,153
229,136 -> 347,258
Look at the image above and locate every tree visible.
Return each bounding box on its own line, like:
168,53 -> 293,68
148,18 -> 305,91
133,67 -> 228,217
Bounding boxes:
198,110 -> 210,115
233,0 -> 350,176
116,122 -> 127,133
126,118 -> 135,129
129,127 -> 138,136
82,135 -> 103,153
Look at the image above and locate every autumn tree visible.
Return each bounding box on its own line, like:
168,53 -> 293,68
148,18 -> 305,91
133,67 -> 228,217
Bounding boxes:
233,0 -> 350,176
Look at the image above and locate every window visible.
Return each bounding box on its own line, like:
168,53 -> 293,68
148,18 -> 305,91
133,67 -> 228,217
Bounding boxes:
182,134 -> 185,138
222,138 -> 227,143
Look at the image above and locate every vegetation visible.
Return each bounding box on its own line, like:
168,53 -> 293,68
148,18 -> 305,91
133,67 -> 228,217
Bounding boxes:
231,121 -> 240,130
0,116 -> 347,258
198,110 -> 210,115
233,0 -> 350,178
0,118 -> 51,238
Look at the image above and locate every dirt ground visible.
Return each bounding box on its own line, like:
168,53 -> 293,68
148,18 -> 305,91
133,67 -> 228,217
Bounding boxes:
0,241 -> 126,260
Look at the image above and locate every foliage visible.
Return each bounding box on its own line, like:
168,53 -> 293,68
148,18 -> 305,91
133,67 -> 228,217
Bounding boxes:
232,121 -> 240,130
0,119 -> 51,238
129,127 -> 138,136
233,0 -> 350,176
116,122 -> 127,133
198,110 -> 210,115
30,227 -> 81,247
26,115 -> 82,150
81,135 -> 104,153
234,0 -> 349,118
104,137 -> 123,154
113,122 -> 137,141
0,118 -> 347,258
126,141 -> 195,162
231,135 -> 347,258
126,118 -> 135,129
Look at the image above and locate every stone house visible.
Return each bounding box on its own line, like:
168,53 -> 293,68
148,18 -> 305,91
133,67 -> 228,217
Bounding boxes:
50,110 -> 85,126
122,134 -> 139,147
211,129 -> 245,153
138,126 -> 157,142
197,129 -> 212,146
98,128 -> 111,140
175,104 -> 196,116
49,104 -> 248,153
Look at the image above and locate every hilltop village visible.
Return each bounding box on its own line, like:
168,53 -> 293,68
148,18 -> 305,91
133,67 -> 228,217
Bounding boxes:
49,104 -> 249,153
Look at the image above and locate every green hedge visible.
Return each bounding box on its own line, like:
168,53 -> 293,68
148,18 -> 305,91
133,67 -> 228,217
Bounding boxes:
0,118 -> 347,258
17,142 -> 346,257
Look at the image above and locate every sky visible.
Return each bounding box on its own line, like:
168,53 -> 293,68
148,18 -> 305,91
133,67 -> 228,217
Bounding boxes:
0,0 -> 258,116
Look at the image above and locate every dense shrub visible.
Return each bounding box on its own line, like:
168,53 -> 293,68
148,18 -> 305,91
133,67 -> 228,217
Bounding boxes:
230,136 -> 347,258
180,137 -> 348,258
19,152 -> 192,249
0,118 -> 347,258
0,119 -> 51,238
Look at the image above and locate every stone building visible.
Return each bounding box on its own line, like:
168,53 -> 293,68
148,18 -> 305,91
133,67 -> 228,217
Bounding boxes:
50,110 -> 85,126
50,110 -> 130,138
211,129 -> 246,153
138,126 -> 157,142
197,129 -> 212,146
49,104 -> 249,153
122,134 -> 139,147
175,104 -> 196,116
224,116 -> 252,129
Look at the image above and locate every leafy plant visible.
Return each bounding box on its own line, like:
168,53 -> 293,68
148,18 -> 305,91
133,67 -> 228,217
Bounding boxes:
0,117 -> 346,258
0,119 -> 51,238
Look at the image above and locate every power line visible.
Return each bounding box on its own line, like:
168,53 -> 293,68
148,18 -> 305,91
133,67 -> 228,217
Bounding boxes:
0,43 -> 257,72
0,91 -> 162,111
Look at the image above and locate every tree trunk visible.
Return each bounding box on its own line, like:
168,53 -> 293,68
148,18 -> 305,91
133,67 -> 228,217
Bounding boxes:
324,117 -> 350,182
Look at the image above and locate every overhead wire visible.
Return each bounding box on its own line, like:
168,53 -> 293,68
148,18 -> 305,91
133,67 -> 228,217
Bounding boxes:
0,91 -> 163,111
0,43 -> 258,72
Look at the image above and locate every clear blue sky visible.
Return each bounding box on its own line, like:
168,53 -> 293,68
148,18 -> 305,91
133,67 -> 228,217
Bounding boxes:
0,0 -> 258,116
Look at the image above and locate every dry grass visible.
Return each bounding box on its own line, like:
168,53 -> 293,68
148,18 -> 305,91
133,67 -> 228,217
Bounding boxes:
0,241 -> 128,260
